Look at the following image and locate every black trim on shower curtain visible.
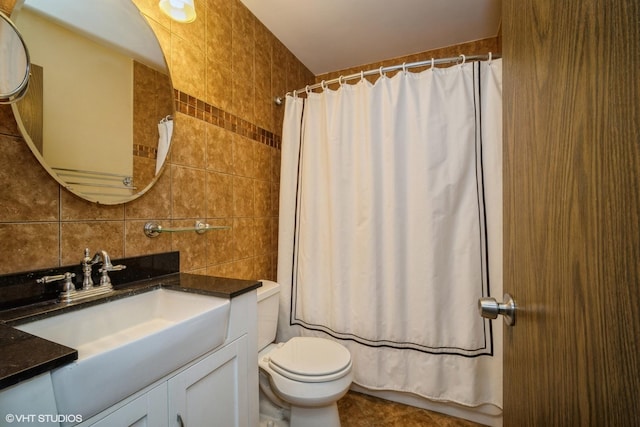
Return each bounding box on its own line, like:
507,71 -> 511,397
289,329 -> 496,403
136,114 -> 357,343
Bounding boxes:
474,61 -> 495,357
288,98 -> 306,328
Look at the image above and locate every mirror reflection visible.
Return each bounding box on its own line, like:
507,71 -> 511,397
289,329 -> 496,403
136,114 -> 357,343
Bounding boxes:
0,11 -> 30,103
11,0 -> 175,204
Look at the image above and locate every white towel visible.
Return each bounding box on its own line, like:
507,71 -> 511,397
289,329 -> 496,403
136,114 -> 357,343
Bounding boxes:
156,117 -> 173,174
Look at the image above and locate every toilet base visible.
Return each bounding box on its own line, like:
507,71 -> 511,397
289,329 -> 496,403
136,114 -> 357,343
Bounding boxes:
259,385 -> 290,426
290,402 -> 341,427
259,414 -> 289,427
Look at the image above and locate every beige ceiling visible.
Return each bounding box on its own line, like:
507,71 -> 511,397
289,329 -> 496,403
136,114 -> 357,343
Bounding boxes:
240,0 -> 502,75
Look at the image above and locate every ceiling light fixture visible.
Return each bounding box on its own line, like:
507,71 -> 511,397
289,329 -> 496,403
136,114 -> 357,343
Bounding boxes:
159,0 -> 196,23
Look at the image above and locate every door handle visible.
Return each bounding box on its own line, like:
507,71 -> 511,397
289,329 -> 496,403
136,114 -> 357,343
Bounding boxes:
478,293 -> 516,326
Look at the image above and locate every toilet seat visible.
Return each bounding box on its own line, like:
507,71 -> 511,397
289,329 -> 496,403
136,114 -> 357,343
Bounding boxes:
267,337 -> 352,383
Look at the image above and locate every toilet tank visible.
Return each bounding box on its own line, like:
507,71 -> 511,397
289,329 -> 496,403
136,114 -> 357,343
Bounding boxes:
257,280 -> 280,351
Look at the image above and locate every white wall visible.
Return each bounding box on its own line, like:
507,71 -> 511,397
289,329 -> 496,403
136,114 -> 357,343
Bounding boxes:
17,8 -> 133,178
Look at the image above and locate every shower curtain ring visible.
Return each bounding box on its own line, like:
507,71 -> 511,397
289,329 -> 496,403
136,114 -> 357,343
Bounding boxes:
321,80 -> 327,90
431,58 -> 435,70
488,52 -> 492,64
339,75 -> 345,86
402,62 -> 407,73
379,66 -> 385,78
305,85 -> 311,95
360,71 -> 364,81
459,54 -> 466,65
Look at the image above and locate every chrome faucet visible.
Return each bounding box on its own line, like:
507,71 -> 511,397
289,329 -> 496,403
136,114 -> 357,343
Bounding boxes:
38,248 -> 126,304
81,248 -> 127,289
81,248 -> 99,289
96,250 -> 126,287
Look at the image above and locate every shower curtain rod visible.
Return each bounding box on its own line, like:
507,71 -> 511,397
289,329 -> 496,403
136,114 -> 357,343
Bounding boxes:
275,52 -> 499,104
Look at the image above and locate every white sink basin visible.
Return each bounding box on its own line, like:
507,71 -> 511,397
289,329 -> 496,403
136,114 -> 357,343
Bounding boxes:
16,288 -> 230,421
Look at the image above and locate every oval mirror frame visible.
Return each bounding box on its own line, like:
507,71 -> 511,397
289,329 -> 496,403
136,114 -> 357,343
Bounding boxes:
0,11 -> 30,104
9,0 -> 175,205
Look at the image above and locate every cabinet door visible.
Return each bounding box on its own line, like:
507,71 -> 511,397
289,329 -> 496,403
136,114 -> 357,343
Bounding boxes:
168,336 -> 248,427
0,374 -> 59,427
90,383 -> 167,427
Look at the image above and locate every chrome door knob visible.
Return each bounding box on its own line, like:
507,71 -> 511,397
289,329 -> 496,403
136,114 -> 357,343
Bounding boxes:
478,293 -> 516,326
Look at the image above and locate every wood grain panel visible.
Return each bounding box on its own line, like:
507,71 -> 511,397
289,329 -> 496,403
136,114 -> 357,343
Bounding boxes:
503,0 -> 640,425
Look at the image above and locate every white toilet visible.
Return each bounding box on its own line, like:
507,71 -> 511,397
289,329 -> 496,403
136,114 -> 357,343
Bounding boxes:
257,280 -> 353,427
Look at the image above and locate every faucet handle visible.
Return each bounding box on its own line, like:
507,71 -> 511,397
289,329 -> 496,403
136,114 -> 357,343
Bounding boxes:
98,262 -> 126,287
97,250 -> 126,272
37,272 -> 75,286
37,272 -> 77,301
98,264 -> 126,273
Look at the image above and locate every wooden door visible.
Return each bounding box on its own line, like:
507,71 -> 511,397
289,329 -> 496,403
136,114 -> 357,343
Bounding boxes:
502,0 -> 640,425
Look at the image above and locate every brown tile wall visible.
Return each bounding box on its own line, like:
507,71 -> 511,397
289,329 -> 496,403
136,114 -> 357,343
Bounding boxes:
0,0 -> 314,278
0,0 -> 499,280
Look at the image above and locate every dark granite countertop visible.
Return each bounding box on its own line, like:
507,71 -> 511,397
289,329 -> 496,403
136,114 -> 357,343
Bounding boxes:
0,324 -> 77,390
0,272 -> 261,390
166,273 -> 262,298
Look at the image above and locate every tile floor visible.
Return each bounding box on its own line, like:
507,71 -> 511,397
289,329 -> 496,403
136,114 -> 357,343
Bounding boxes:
337,391 -> 486,427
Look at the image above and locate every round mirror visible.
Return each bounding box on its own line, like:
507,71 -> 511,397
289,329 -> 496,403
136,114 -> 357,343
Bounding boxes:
10,0 -> 175,205
0,11 -> 30,103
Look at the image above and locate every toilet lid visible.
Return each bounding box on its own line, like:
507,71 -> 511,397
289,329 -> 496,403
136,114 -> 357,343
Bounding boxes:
268,337 -> 352,383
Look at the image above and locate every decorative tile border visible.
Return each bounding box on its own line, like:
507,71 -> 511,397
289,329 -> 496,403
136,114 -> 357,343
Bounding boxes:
174,89 -> 282,149
133,143 -> 158,160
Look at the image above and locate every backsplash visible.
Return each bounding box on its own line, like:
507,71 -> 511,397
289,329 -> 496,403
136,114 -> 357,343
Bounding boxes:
0,0 -> 315,278
0,251 -> 180,310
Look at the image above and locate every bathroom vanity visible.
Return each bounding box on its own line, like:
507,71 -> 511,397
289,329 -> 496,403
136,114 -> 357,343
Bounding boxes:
77,281 -> 256,427
0,253 -> 260,427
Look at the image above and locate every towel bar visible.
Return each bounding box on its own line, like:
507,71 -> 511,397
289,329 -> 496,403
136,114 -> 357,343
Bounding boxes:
143,221 -> 230,238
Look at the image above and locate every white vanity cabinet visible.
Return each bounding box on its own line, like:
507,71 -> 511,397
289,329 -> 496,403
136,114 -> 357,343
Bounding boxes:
90,383 -> 168,427
79,290 -> 258,427
89,337 -> 247,427
168,336 -> 248,427
0,373 -> 59,427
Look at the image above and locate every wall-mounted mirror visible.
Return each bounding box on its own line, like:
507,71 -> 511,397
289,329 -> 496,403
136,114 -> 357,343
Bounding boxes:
10,0 -> 175,205
0,11 -> 30,103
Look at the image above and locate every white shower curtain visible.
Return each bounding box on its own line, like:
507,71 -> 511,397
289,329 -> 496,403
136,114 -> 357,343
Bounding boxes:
278,59 -> 503,409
